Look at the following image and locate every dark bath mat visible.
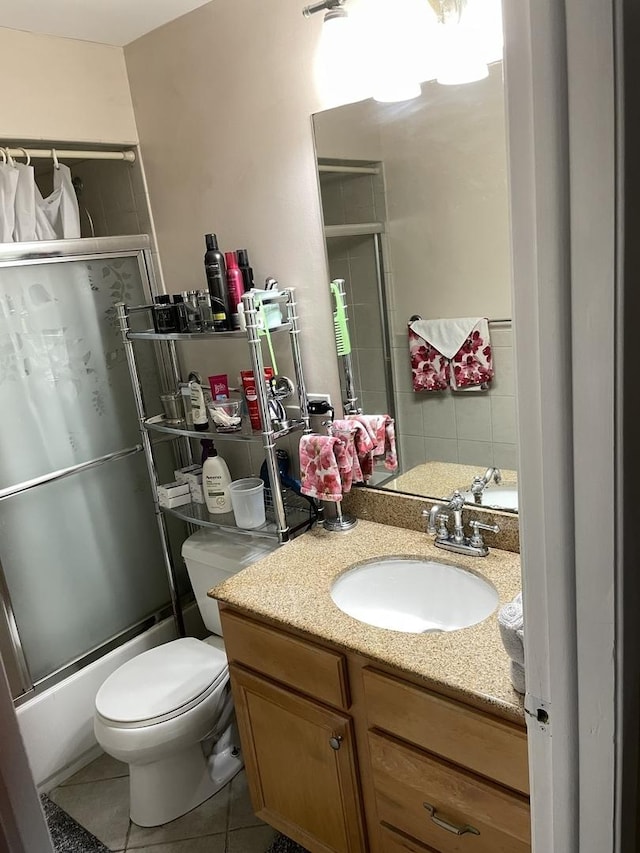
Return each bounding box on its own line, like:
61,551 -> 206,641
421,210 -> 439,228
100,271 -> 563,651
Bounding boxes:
41,795 -> 110,853
266,834 -> 309,853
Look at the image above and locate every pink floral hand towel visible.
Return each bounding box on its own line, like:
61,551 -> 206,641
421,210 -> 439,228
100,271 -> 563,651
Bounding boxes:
299,434 -> 349,502
409,318 -> 493,392
353,415 -> 398,478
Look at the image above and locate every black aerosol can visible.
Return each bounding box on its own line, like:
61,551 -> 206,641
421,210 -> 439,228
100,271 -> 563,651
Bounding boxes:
204,233 -> 230,331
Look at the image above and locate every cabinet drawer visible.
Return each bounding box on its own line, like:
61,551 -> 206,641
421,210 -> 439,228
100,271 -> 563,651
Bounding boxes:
221,609 -> 350,709
363,668 -> 528,795
369,731 -> 531,853
379,824 -> 440,853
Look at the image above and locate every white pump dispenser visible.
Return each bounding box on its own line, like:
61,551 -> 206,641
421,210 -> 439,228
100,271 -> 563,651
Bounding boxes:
201,441 -> 232,514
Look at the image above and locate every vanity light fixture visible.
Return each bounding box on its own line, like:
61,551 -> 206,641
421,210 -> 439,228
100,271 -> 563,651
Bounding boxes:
435,0 -> 489,85
302,0 -> 347,17
304,0 -> 424,105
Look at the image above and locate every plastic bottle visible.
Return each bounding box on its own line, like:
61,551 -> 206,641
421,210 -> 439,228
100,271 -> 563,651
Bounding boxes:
236,248 -> 255,292
190,380 -> 209,432
204,234 -> 230,331
201,440 -> 232,513
224,251 -> 244,330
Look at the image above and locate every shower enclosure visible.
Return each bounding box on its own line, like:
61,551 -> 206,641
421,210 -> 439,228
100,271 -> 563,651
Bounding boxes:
0,236 -> 179,704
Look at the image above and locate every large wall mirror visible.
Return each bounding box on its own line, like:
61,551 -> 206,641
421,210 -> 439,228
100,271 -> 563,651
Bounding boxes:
312,62 -> 518,513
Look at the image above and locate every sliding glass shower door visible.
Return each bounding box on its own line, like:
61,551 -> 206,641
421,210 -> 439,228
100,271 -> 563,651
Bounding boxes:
0,237 -> 173,699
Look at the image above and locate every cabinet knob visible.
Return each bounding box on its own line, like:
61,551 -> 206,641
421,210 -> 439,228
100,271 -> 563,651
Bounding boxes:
329,735 -> 343,751
423,802 -> 480,837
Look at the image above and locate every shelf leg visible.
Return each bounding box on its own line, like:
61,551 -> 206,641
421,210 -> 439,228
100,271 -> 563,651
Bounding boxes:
116,303 -> 186,637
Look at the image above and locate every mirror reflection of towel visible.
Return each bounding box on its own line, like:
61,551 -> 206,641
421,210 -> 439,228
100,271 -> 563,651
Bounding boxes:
408,317 -> 494,392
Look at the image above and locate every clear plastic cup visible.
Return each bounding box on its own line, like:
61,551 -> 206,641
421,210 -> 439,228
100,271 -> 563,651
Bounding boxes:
229,478 -> 266,529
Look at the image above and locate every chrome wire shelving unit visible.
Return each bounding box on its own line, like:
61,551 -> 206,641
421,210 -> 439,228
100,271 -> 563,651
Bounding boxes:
116,289 -> 314,632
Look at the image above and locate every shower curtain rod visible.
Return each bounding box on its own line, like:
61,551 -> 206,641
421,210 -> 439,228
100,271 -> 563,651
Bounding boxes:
2,147 -> 136,163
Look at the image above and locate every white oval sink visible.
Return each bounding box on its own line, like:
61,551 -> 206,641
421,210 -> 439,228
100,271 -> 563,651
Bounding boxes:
462,486 -> 519,511
330,557 -> 499,633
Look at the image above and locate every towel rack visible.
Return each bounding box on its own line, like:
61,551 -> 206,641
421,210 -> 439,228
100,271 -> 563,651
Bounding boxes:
409,314 -> 512,324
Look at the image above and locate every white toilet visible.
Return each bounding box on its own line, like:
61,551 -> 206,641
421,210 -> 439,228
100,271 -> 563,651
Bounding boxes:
94,529 -> 278,827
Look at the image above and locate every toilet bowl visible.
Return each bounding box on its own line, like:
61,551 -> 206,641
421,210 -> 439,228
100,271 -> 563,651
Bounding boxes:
94,529 -> 279,827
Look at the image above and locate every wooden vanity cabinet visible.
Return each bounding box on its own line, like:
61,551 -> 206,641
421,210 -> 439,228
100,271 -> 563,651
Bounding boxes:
221,606 -> 530,853
223,610 -> 365,853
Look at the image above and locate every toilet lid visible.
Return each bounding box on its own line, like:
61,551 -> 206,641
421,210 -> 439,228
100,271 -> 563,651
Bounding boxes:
95,638 -> 228,724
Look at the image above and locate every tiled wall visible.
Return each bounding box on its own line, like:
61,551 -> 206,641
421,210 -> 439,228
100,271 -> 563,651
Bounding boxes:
35,156 -> 164,292
391,322 -> 518,471
65,159 -> 153,240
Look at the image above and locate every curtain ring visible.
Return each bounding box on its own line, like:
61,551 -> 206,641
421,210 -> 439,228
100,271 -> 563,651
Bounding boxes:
0,148 -> 6,165
52,148 -> 60,170
16,147 -> 31,166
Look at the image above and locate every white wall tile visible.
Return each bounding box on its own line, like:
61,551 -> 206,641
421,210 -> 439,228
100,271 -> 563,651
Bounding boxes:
421,394 -> 457,439
399,434 -> 425,470
490,346 -> 515,396
490,395 -> 517,444
353,301 -> 384,349
360,391 -> 390,414
424,437 -> 459,464
453,394 -> 492,442
392,347 -> 413,394
492,442 -> 518,470
396,391 -> 424,436
457,439 -> 494,467
490,327 -> 513,347
357,347 -> 386,392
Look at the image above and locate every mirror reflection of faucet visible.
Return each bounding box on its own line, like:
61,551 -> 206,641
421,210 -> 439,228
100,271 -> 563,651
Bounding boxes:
470,467 -> 502,504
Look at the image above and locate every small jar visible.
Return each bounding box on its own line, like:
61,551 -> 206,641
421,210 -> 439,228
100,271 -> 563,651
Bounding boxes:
197,291 -> 214,331
172,294 -> 189,333
152,295 -> 178,333
184,290 -> 201,332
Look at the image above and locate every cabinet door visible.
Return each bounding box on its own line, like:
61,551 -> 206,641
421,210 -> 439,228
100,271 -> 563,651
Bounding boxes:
230,663 -> 365,853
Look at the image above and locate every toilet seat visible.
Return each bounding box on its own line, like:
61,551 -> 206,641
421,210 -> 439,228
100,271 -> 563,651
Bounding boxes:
96,638 -> 228,728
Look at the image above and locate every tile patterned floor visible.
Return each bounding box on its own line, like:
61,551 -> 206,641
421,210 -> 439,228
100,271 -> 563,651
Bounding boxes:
49,753 -> 277,853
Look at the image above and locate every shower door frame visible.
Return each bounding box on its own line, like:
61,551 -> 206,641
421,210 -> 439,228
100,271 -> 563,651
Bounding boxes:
0,236 -> 180,704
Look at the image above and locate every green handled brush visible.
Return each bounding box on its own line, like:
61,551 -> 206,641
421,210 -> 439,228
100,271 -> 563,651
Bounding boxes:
330,280 -> 352,356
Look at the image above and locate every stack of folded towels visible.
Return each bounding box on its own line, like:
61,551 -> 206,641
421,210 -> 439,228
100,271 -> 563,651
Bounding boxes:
298,415 -> 397,502
498,591 -> 525,695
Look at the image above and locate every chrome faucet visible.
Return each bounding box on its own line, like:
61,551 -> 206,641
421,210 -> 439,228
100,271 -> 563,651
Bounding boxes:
470,467 -> 502,504
423,491 -> 500,557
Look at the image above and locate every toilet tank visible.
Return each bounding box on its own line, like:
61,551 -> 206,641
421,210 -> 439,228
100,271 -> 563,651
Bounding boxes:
181,529 -> 280,635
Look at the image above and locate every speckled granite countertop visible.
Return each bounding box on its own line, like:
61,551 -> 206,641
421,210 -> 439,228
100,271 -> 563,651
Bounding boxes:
211,519 -> 525,723
381,460 -> 518,502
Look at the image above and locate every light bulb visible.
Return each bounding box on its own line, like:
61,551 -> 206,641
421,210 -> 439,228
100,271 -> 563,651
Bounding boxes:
314,9 -> 370,107
436,20 -> 489,85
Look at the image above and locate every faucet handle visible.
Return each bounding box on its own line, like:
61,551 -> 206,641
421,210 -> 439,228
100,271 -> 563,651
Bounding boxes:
469,519 -> 500,548
435,513 -> 450,541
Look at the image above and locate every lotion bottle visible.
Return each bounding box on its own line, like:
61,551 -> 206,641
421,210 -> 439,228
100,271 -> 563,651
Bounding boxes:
201,440 -> 232,513
190,379 -> 209,432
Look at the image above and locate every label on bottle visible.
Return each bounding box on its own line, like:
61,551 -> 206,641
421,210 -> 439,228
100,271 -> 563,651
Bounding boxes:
205,474 -> 230,510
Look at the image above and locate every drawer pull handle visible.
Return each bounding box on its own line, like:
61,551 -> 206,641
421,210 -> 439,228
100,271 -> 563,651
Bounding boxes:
329,735 -> 343,750
423,802 -> 480,837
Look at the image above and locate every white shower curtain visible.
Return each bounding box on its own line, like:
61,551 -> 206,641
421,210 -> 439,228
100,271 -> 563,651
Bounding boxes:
0,158 -> 81,243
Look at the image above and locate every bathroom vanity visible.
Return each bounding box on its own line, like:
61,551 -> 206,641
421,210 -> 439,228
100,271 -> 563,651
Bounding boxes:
211,520 -> 529,853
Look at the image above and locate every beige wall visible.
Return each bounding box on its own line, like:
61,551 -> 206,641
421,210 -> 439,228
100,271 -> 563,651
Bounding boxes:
125,0 -> 342,404
0,27 -> 137,144
382,64 -> 510,335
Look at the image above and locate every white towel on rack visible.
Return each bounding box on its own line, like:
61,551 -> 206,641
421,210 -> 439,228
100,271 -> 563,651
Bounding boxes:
409,318 -> 482,359
409,317 -> 494,392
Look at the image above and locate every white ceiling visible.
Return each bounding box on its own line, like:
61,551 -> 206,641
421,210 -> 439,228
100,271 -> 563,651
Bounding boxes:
0,0 -> 213,47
